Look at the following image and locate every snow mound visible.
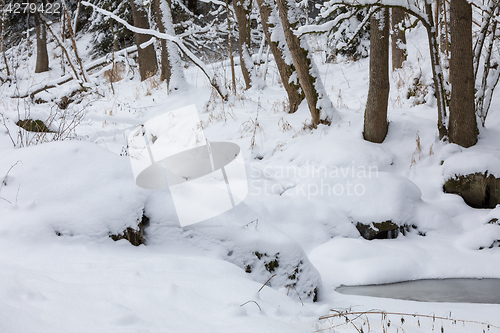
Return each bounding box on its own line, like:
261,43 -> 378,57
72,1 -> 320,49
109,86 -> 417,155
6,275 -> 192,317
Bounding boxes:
292,171 -> 422,226
0,141 -> 147,241
146,204 -> 322,302
456,223 -> 500,250
443,150 -> 500,179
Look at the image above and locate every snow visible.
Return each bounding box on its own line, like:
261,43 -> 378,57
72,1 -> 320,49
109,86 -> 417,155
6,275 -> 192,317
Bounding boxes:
2,7 -> 500,333
443,149 -> 500,179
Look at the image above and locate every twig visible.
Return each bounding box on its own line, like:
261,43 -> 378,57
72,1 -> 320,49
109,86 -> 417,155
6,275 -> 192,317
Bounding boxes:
293,286 -> 304,306
62,0 -> 87,82
244,219 -> 258,228
258,274 -> 277,292
0,161 -> 21,192
240,300 -> 261,311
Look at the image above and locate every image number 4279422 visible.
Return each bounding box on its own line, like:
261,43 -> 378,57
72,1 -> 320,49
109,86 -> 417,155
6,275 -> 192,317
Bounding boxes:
2,2 -> 61,15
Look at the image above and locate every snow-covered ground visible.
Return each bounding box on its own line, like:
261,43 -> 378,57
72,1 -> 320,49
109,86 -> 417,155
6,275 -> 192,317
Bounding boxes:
1,22 -> 500,333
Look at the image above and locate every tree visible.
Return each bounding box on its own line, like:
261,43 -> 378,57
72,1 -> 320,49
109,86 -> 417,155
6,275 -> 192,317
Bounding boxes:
313,1 -> 447,138
233,0 -> 254,90
448,0 -> 477,147
88,1 -> 135,57
84,1 -> 228,100
276,0 -> 333,127
152,0 -> 185,89
34,0 -> 49,73
1,0 -> 9,76
130,0 -> 158,81
152,0 -> 170,82
256,0 -> 304,113
391,7 -> 406,70
364,9 -> 389,143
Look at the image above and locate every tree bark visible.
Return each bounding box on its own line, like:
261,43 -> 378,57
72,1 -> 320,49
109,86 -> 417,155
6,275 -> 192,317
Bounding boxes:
391,7 -> 406,70
152,0 -> 171,82
256,0 -> 304,113
1,0 -> 10,76
276,0 -> 328,127
449,0 -> 477,147
225,0 -> 237,93
423,2 -> 448,140
364,9 -> 389,143
34,0 -> 49,73
153,0 -> 185,90
233,0 -> 253,90
130,0 -> 158,81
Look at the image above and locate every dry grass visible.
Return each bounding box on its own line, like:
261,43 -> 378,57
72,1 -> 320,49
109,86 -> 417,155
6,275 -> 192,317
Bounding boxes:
240,116 -> 264,150
278,117 -> 293,132
272,98 -> 290,113
410,131 -> 423,168
104,62 -> 125,83
272,141 -> 286,155
336,89 -> 347,109
144,75 -> 162,95
316,309 -> 500,333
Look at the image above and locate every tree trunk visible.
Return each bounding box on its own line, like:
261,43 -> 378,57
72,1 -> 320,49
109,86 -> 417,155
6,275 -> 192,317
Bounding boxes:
34,0 -> 49,73
423,2 -> 448,140
233,0 -> 253,90
130,0 -> 158,81
225,0 -> 237,93
276,0 -> 331,127
153,0 -> 185,90
187,0 -> 197,14
256,0 -> 304,113
364,9 -> 389,143
391,7 -> 406,70
449,0 -> 477,147
1,0 -> 10,76
152,0 -> 171,82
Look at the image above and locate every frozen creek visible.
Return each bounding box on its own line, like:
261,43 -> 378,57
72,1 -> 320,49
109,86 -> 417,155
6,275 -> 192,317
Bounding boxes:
336,278 -> 500,304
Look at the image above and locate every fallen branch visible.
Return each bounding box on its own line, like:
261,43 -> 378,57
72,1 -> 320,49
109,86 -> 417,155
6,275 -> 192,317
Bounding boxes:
12,40 -> 149,98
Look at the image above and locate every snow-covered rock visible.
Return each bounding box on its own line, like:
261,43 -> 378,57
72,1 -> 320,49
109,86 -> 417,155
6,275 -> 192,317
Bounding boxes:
0,141 -> 147,241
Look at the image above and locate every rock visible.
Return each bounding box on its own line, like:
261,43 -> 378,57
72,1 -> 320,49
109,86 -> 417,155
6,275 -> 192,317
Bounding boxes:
355,221 -> 420,240
16,119 -> 52,133
58,96 -> 74,109
145,213 -> 322,302
488,218 -> 499,225
109,214 -> 149,246
233,250 -> 319,302
444,172 -> 500,208
488,175 -> 500,208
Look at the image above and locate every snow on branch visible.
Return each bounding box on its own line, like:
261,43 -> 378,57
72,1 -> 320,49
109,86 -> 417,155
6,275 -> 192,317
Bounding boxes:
317,0 -> 431,28
81,1 -> 228,100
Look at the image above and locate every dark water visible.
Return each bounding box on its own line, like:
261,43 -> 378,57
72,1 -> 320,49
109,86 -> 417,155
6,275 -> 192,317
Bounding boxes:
336,278 -> 500,304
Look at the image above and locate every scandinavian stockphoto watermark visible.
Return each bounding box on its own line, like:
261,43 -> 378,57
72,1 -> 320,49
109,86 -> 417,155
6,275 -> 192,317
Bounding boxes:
248,162 -> 379,199
127,105 -> 378,225
127,105 -> 248,227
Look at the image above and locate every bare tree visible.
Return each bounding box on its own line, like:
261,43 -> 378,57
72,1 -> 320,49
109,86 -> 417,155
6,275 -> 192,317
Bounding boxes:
391,7 -> 406,70
256,0 -> 304,113
276,0 -> 332,127
233,0 -> 254,90
225,0 -> 237,93
364,9 -> 389,143
152,0 -> 171,83
305,1 -> 448,138
448,0 -> 477,147
130,0 -> 158,81
34,0 -> 49,73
